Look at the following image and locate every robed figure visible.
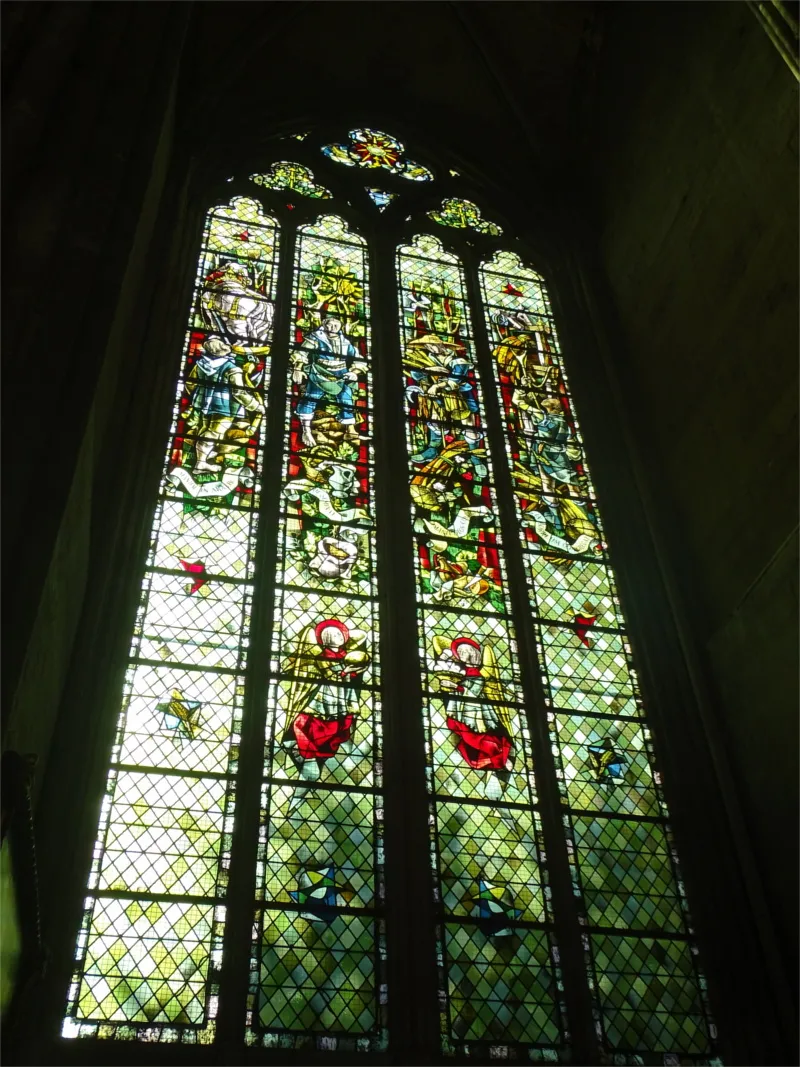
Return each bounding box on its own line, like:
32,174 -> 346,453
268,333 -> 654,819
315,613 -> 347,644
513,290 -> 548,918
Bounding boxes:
433,636 -> 514,800
281,619 -> 371,781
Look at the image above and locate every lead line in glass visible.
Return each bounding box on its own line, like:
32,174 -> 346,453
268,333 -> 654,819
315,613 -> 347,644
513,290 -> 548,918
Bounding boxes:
397,233 -> 568,1060
479,251 -> 721,1065
63,197 -> 279,1044
247,215 -> 386,1053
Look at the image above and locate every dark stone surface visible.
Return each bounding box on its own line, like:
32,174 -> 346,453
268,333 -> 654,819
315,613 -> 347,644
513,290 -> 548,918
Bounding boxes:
2,1 -> 191,780
583,0 -> 799,1010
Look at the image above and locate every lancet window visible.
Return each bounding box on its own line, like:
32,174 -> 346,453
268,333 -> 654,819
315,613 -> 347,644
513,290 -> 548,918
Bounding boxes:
63,127 -> 721,1066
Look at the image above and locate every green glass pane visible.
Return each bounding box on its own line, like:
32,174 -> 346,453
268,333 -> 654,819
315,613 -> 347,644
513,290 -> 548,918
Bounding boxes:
427,198 -> 502,236
444,924 -> 560,1045
526,550 -> 623,630
591,934 -> 710,1054
435,801 -> 546,923
573,816 -> 683,932
428,696 -> 535,807
251,161 -> 332,199
257,910 -> 381,1036
76,898 -> 216,1026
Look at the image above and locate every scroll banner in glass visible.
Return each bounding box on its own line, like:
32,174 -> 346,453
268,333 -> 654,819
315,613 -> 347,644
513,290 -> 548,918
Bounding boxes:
64,197 -> 279,1044
247,215 -> 386,1053
480,251 -> 721,1065
397,233 -> 567,1061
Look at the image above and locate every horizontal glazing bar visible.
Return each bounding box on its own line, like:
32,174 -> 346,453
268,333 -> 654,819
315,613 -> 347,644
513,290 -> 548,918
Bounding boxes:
113,762 -> 233,783
128,656 -> 244,678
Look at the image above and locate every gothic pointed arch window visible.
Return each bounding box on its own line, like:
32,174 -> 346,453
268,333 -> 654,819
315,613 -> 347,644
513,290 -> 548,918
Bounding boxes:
62,127 -> 722,1065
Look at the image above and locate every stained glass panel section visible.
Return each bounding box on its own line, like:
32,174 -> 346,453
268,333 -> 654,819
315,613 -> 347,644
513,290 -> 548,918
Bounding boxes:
366,187 -> 397,211
397,234 -> 566,1060
248,215 -> 386,1052
322,128 -> 432,181
251,162 -> 332,200
480,250 -> 720,1063
427,198 -> 502,236
64,197 -> 279,1043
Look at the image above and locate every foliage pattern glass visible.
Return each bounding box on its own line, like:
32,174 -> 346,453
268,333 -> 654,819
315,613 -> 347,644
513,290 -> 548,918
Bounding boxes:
480,251 -> 720,1064
397,234 -> 567,1060
247,215 -> 386,1052
64,197 -> 279,1043
428,198 -> 503,236
251,162 -> 332,200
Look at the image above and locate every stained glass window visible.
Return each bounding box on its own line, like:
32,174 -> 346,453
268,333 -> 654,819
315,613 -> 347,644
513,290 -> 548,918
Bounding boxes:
397,234 -> 566,1059
248,215 -> 385,1052
480,251 -> 719,1062
61,128 -> 722,1064
63,196 -> 279,1042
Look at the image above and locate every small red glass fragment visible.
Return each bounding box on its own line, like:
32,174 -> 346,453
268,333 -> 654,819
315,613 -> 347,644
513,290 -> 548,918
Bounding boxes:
573,613 -> 597,648
504,282 -> 523,297
179,559 -> 208,595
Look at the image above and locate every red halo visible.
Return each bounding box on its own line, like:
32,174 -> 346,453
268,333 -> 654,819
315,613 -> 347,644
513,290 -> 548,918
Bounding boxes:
451,636 -> 481,657
315,618 -> 350,646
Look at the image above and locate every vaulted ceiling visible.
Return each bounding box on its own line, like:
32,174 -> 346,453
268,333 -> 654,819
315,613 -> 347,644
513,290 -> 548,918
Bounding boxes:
178,1 -> 603,198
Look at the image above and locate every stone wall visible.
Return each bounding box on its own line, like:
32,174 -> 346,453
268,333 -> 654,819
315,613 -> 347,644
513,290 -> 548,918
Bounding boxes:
584,0 -> 799,1006
2,2 -> 190,788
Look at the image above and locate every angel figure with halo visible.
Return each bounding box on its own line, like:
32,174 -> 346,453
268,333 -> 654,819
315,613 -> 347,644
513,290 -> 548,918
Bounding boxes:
280,618 -> 371,792
432,635 -> 515,802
